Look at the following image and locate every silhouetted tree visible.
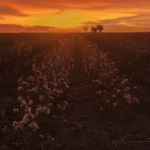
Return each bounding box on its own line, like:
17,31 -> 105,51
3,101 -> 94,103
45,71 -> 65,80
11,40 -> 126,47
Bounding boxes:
91,25 -> 104,33
96,24 -> 104,32
91,26 -> 97,32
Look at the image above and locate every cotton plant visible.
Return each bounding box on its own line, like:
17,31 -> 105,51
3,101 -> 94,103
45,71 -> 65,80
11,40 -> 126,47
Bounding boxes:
80,37 -> 139,112
13,39 -> 74,132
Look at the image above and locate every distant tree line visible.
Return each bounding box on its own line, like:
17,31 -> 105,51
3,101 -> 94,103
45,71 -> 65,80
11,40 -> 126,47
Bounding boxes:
83,24 -> 104,33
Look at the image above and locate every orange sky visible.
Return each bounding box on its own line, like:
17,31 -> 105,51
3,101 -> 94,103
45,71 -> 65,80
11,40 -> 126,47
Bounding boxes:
0,0 -> 150,32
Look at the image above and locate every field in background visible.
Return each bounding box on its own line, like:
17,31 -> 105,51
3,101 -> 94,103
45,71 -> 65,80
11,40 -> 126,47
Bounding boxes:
0,33 -> 150,150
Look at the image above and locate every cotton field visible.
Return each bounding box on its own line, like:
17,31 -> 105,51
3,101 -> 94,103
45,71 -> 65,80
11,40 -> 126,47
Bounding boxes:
0,33 -> 150,150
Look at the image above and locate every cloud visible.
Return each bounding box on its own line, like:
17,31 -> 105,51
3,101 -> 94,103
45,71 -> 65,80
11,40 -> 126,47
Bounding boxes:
98,13 -> 150,25
1,0 -> 150,10
0,5 -> 28,16
0,24 -> 55,32
0,16 -> 4,19
82,12 -> 150,32
83,13 -> 150,25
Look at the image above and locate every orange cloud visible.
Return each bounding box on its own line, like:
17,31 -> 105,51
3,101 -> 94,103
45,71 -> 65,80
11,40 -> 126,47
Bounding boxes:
83,12 -> 150,32
0,5 -> 28,16
0,24 -> 55,33
0,0 -> 149,11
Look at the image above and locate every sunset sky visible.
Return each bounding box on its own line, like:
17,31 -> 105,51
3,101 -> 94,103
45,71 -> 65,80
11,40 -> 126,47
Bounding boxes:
0,0 -> 150,32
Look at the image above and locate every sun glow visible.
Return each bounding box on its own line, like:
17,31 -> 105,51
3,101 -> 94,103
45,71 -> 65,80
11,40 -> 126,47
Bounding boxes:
2,9 -> 135,28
